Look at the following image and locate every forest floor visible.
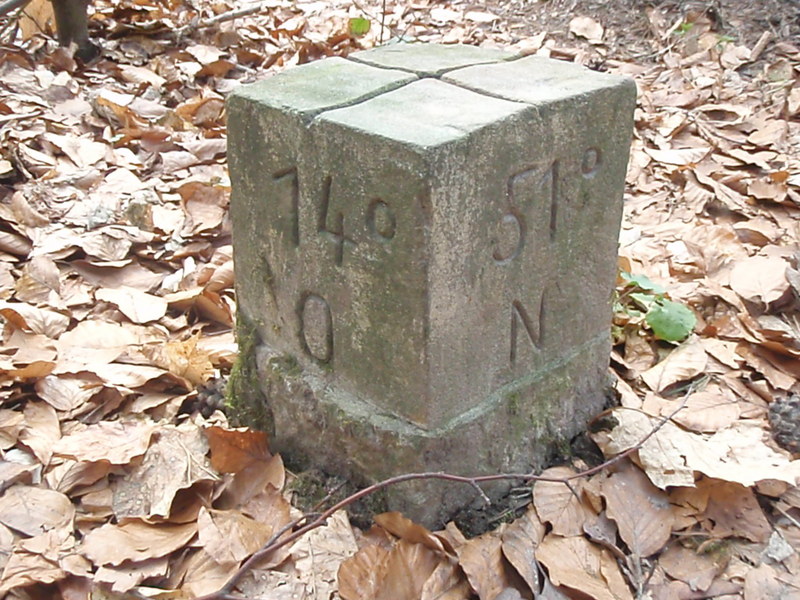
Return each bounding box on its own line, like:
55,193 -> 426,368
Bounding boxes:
0,0 -> 799,598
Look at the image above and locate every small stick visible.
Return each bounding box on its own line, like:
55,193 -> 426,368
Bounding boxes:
0,0 -> 29,18
749,31 -> 773,63
172,1 -> 272,37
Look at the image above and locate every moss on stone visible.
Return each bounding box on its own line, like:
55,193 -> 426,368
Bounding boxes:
225,312 -> 274,435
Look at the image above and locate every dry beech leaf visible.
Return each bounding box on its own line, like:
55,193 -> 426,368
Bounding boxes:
374,512 -> 447,554
178,181 -> 229,235
217,454 -> 285,509
0,548 -> 65,593
457,531 -> 516,600
72,259 -> 163,290
420,560 -> 472,600
596,410 -> 696,488
165,288 -> 234,326
54,320 -> 138,372
0,360 -> 55,382
670,390 -> 741,432
501,505 -> 545,595
0,301 -> 70,337
34,375 -> 102,413
205,426 -> 271,473
0,486 -> 74,536
111,425 -> 213,519
699,478 -> 771,543
644,146 -> 710,166
15,255 -> 61,304
641,336 -> 707,392
40,133 -> 107,168
95,286 -> 168,323
0,230 -> 32,256
90,362 -> 176,389
49,460 -> 111,496
236,486 -> 293,570
599,409 -> 800,488
288,510 -> 358,599
373,539 -> 440,600
533,466 -> 594,536
154,335 -> 215,385
81,520 -> 197,566
535,535 -> 632,600
52,420 -> 155,464
201,259 -> 234,292
197,507 -> 272,565
601,461 -> 674,557
339,544 -> 390,600
178,548 -> 237,597
430,7 -> 460,22
94,555 -> 169,593
729,255 -> 790,306
117,65 -> 167,89
569,16 -> 604,42
465,10 -> 498,23
0,410 -> 25,449
659,544 -> 723,591
744,563 -> 800,599
8,330 -> 57,364
77,230 -> 133,262
19,401 -> 60,464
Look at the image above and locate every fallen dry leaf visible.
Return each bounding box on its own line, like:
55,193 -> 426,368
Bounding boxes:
601,461 -> 674,557
569,16 -> 604,43
205,426 -> 271,473
729,255 -> 791,306
536,534 -> 632,600
52,421 -> 155,464
0,486 -> 74,536
458,530 -> 518,600
197,507 -> 273,565
501,505 -> 544,595
95,286 -> 168,323
641,336 -> 708,392
533,466 -> 595,536
111,424 -> 214,519
81,520 -> 197,566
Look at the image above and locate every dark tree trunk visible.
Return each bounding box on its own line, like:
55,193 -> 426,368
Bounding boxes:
50,0 -> 99,61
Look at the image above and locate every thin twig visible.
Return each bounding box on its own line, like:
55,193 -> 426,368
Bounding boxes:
172,0 -> 272,37
775,503 -> 800,530
380,0 -> 386,44
0,0 -> 29,18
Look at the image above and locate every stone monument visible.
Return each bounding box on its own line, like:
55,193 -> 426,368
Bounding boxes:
227,43 -> 636,527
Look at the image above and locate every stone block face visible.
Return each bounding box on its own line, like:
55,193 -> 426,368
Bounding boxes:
228,44 -> 636,526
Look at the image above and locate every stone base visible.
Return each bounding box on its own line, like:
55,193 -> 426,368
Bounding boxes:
254,336 -> 610,528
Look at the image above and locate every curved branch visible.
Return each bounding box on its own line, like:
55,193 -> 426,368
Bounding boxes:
0,0 -> 30,18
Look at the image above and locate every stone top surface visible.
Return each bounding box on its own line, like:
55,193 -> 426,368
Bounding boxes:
442,55 -> 635,104
233,56 -> 415,117
230,44 -> 633,146
349,43 -> 515,76
318,78 -> 527,149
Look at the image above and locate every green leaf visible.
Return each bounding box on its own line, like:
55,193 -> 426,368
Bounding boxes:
620,271 -> 666,294
349,17 -> 371,36
646,299 -> 696,342
629,292 -> 657,310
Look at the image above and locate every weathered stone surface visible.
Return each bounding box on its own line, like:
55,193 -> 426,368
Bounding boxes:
228,43 -> 636,527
